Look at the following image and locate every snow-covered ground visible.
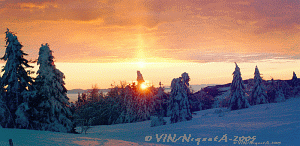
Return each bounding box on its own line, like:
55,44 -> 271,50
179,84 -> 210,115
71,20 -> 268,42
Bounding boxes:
1,97 -> 300,146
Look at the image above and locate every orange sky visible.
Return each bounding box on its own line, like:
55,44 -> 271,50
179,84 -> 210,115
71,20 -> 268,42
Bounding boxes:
0,0 -> 300,89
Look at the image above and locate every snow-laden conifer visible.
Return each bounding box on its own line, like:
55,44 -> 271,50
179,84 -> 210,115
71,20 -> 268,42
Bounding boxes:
182,72 -> 190,92
150,86 -> 167,127
0,94 -> 14,128
274,88 -> 285,103
137,95 -> 151,121
229,63 -> 250,110
250,66 -> 268,105
169,72 -> 192,123
291,71 -> 298,87
137,70 -> 145,87
289,72 -> 300,97
124,92 -> 136,123
0,29 -> 35,128
155,87 -> 166,117
34,44 -> 73,132
267,78 -> 276,102
267,79 -> 286,103
114,85 -> 137,124
280,80 -> 292,98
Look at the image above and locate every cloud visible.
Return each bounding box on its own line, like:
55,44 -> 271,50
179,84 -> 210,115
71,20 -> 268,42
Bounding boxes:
0,0 -> 245,28
0,0 -> 113,22
1,0 -> 299,31
153,46 -> 289,63
1,0 -> 299,63
185,52 -> 286,63
250,0 -> 300,33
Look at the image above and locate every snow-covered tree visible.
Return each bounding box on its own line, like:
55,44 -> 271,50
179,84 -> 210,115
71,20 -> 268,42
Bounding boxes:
250,66 -> 268,105
153,87 -> 166,117
0,94 -> 14,128
33,44 -> 73,132
274,87 -> 285,103
151,86 -> 167,127
229,63 -> 250,110
114,85 -> 138,124
212,97 -> 220,108
291,71 -> 298,87
0,29 -> 35,128
87,84 -> 100,102
279,80 -> 292,99
137,70 -> 145,90
124,88 -> 137,123
182,72 -> 190,93
267,79 -> 286,103
290,72 -> 300,96
137,96 -> 151,121
169,72 -> 192,123
267,78 -> 277,102
136,88 -> 154,122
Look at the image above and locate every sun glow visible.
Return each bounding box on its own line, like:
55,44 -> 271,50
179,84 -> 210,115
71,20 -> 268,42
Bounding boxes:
137,61 -> 145,68
140,83 -> 148,90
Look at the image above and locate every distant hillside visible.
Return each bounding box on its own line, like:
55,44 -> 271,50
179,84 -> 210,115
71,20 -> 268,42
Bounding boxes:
162,84 -> 217,93
68,84 -> 213,94
67,89 -> 86,94
68,89 -> 110,94
190,84 -> 218,92
194,79 -> 294,99
68,79 -> 295,95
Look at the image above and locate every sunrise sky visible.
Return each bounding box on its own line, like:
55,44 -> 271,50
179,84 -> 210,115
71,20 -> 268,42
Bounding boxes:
0,0 -> 299,90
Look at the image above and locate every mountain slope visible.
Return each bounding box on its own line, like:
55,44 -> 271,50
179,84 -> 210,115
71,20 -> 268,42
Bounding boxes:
0,97 -> 299,146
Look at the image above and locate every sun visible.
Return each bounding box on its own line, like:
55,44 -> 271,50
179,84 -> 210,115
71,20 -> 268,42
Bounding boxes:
140,83 -> 148,90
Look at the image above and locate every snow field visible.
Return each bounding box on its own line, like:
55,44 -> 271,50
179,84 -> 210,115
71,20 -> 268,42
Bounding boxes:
1,97 -> 299,146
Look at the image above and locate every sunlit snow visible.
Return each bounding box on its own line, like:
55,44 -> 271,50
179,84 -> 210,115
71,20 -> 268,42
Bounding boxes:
1,97 -> 299,146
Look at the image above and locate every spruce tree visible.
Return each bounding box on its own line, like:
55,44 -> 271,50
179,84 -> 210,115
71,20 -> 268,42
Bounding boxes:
267,79 -> 286,103
137,96 -> 149,121
137,70 -> 145,88
229,63 -> 250,110
274,87 -> 285,103
124,86 -> 136,123
115,85 -> 137,124
291,71 -> 298,87
0,94 -> 14,128
0,29 -> 35,128
267,78 -> 277,102
250,66 -> 268,105
280,80 -> 292,98
169,72 -> 192,123
151,86 -> 167,127
34,44 -> 73,132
